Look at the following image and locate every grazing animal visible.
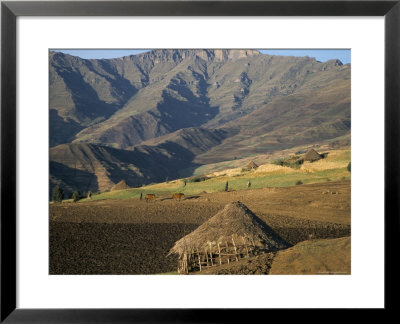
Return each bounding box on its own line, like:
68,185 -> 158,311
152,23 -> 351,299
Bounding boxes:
173,193 -> 185,201
145,194 -> 155,202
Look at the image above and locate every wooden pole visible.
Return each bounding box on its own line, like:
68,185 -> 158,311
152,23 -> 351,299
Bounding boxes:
232,236 -> 239,261
226,242 -> 230,264
242,237 -> 249,257
198,252 -> 202,271
209,243 -> 214,266
217,243 -> 222,265
250,237 -> 256,251
205,248 -> 209,267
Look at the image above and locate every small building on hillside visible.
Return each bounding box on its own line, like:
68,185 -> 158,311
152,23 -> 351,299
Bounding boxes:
303,149 -> 323,162
242,160 -> 258,171
110,180 -> 130,191
167,201 -> 290,274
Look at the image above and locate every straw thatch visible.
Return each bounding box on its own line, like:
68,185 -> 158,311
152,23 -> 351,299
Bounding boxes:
110,180 -> 130,191
168,201 -> 290,273
303,149 -> 322,162
243,160 -> 258,171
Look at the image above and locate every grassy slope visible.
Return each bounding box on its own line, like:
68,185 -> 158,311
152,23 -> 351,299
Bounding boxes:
269,236 -> 351,274
190,138 -> 350,176
80,149 -> 350,201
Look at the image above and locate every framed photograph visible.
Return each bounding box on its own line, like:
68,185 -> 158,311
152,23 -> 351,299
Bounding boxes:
1,0 -> 398,321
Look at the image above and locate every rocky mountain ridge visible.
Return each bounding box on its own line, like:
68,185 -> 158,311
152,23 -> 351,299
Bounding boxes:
49,49 -> 350,196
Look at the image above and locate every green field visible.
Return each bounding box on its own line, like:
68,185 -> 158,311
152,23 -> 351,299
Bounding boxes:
76,149 -> 350,202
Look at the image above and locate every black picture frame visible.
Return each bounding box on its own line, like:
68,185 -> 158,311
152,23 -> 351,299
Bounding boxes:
1,0 -> 399,322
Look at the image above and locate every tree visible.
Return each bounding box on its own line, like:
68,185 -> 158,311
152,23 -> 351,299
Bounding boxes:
225,181 -> 229,192
52,186 -> 64,202
72,191 -> 81,202
347,162 -> 351,172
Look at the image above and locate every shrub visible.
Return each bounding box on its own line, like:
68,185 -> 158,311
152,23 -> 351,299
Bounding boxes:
272,157 -> 303,169
288,159 -> 304,169
186,176 -> 209,183
225,181 -> 229,192
347,162 -> 351,172
72,191 -> 81,202
52,186 -> 64,202
295,180 -> 303,185
272,158 -> 284,166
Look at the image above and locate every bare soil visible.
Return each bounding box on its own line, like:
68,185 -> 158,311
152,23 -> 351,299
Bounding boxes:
50,223 -> 197,274
50,180 -> 350,274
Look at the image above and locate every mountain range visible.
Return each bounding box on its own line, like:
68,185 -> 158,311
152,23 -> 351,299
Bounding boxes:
49,49 -> 350,196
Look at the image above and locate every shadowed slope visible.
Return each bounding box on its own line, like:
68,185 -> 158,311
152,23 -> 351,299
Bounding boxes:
49,142 -> 201,195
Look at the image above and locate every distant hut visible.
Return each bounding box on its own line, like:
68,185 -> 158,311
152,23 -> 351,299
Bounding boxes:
110,180 -> 130,191
167,201 -> 290,274
243,160 -> 258,171
303,149 -> 323,162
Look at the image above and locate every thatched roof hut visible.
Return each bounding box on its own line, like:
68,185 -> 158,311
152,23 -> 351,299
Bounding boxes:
303,149 -> 322,162
243,160 -> 258,171
168,201 -> 290,273
110,180 -> 130,191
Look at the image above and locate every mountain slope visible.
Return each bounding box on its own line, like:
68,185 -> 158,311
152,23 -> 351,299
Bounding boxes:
195,64 -> 350,163
49,49 -> 351,195
49,52 -> 138,145
50,142 -> 202,196
138,127 -> 230,155
50,49 -> 349,149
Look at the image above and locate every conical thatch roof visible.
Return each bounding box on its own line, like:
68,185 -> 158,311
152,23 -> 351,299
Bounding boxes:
168,201 -> 290,256
110,180 -> 130,191
304,149 -> 322,162
244,161 -> 258,170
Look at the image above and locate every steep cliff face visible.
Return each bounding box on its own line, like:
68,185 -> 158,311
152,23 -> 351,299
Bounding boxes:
50,49 -> 349,148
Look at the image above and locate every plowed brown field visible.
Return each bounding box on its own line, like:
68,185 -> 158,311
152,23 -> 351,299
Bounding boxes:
50,180 -> 350,274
